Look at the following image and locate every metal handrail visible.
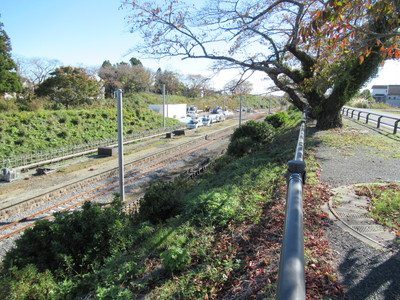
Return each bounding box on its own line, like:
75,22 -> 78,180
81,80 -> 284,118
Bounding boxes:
341,106 -> 400,134
276,109 -> 307,300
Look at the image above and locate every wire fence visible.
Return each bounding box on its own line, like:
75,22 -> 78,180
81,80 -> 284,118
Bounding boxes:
1,125 -> 185,170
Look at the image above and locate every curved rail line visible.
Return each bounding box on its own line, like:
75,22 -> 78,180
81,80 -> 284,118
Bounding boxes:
0,133 -> 230,242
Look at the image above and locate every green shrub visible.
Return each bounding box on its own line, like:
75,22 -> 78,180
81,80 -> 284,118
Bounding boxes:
264,111 -> 289,128
227,136 -> 254,157
139,179 -> 186,224
0,99 -> 17,112
96,286 -> 133,299
0,265 -> 58,300
227,120 -> 275,156
160,246 -> 191,272
57,130 -> 68,139
2,199 -> 131,276
70,116 -> 81,125
231,120 -> 275,143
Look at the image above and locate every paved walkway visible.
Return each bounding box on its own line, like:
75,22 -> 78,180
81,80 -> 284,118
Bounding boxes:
313,117 -> 400,299
313,117 -> 399,248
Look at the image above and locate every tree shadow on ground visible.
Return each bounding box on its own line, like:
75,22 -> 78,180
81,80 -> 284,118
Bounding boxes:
339,240 -> 400,299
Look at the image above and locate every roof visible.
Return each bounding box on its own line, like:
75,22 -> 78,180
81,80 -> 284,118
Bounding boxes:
371,85 -> 400,95
371,85 -> 388,90
388,85 -> 400,95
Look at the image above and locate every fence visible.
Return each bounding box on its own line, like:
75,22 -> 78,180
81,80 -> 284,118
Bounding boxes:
1,125 -> 185,170
341,106 -> 400,134
276,110 -> 307,300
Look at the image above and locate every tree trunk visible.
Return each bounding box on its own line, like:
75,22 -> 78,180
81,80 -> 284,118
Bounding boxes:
315,106 -> 343,129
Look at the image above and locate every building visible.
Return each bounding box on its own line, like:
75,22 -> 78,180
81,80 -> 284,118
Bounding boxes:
148,104 -> 187,119
371,85 -> 400,107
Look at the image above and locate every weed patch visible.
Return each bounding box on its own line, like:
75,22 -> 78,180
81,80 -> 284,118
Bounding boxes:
356,184 -> 400,231
317,124 -> 400,159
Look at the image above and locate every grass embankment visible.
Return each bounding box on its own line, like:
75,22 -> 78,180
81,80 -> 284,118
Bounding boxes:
0,110 -> 344,299
0,105 -> 180,160
0,92 -> 282,161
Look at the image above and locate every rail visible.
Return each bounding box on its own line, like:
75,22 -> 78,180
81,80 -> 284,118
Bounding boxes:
341,106 -> 400,134
0,125 -> 185,170
276,109 -> 307,300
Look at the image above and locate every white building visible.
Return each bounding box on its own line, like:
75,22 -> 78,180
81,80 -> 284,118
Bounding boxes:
371,85 -> 400,107
148,104 -> 187,119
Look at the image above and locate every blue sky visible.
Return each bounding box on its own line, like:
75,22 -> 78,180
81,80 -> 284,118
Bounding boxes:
2,0 -> 143,66
1,0 -> 399,93
1,0 -> 212,74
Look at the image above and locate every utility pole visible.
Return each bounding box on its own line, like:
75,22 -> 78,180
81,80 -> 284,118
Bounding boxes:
116,89 -> 125,202
162,84 -> 166,129
239,95 -> 243,126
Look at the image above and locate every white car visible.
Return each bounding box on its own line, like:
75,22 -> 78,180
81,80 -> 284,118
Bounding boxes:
202,116 -> 212,126
187,119 -> 202,129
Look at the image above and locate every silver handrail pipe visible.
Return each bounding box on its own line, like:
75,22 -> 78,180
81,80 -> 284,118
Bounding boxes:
276,109 -> 307,300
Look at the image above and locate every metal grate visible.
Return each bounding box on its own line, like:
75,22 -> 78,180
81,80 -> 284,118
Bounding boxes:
351,225 -> 385,233
335,211 -> 370,219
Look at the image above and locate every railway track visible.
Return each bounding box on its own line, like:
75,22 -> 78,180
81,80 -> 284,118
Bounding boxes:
0,127 -> 232,249
0,111 -> 270,257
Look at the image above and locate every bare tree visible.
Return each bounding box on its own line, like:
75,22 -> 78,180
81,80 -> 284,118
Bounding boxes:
122,0 -> 400,128
17,57 -> 61,88
183,74 -> 212,97
98,61 -> 153,96
224,79 -> 253,95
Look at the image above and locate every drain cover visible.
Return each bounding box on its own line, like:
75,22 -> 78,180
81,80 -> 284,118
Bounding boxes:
351,224 -> 385,233
335,211 -> 370,219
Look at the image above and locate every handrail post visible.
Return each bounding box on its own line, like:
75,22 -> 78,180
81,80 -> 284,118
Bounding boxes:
366,113 -> 370,124
394,120 -> 400,134
377,116 -> 383,129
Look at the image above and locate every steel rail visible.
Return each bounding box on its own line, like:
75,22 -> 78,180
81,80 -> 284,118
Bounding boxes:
276,110 -> 307,300
0,134 -> 230,242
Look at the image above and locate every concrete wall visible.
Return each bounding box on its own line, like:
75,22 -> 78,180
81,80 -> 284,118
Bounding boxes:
386,99 -> 400,107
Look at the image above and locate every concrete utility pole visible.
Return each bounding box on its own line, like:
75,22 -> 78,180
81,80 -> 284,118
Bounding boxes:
162,84 -> 166,129
239,95 -> 243,126
269,98 -> 271,114
116,89 -> 125,202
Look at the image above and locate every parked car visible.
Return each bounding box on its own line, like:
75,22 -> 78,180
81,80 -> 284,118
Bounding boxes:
187,119 -> 203,129
202,116 -> 212,126
212,106 -> 223,114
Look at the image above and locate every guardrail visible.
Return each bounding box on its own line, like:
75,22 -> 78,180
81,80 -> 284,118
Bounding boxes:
0,125 -> 185,170
341,106 -> 400,134
276,110 -> 307,300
